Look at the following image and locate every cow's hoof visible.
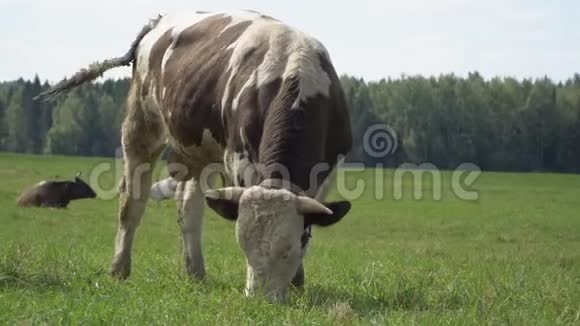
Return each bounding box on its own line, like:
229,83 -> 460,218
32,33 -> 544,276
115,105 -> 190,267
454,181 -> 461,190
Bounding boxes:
185,262 -> 205,280
184,255 -> 205,280
185,264 -> 206,280
187,270 -> 206,281
110,261 -> 131,280
291,278 -> 304,288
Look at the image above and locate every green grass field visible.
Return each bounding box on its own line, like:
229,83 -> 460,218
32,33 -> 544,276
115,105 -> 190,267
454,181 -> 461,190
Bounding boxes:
1,153 -> 579,324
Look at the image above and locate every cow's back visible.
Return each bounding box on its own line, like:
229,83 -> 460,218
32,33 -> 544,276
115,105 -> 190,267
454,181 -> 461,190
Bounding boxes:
136,12 -> 270,146
134,10 -> 351,189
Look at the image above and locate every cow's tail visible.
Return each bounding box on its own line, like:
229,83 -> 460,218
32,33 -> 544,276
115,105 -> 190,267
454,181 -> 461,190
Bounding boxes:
34,15 -> 163,102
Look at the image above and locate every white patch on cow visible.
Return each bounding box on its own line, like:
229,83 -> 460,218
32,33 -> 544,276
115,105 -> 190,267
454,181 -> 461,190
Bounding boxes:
239,127 -> 247,147
236,187 -> 304,302
283,34 -> 332,109
232,71 -> 257,112
221,14 -> 332,115
160,43 -> 175,75
150,82 -> 159,106
224,149 -> 255,187
221,17 -> 284,116
254,26 -> 294,88
137,11 -> 217,81
177,177 -> 211,278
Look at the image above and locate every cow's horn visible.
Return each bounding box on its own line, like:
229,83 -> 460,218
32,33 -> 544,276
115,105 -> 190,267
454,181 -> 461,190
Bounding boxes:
296,196 -> 333,215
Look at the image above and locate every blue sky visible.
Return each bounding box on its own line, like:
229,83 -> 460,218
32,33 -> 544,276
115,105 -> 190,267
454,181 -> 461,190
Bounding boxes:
0,0 -> 578,82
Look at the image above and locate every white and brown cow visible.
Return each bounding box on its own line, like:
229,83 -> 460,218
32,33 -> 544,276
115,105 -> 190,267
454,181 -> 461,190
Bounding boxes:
38,10 -> 352,302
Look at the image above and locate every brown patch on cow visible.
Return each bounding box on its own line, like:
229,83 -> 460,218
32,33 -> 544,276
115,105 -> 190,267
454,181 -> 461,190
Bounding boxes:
257,76 -> 303,181
233,77 -> 283,163
318,52 -> 353,159
214,36 -> 350,193
161,15 -> 253,148
318,52 -> 335,81
214,20 -> 261,124
258,78 -> 283,116
221,43 -> 270,152
222,32 -> 292,162
260,14 -> 278,21
167,148 -> 193,181
255,71 -> 352,191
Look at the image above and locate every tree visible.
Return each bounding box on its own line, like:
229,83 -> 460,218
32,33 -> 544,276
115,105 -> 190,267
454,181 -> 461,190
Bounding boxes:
45,92 -> 87,155
5,85 -> 29,152
0,98 -> 6,149
1,74 -> 579,173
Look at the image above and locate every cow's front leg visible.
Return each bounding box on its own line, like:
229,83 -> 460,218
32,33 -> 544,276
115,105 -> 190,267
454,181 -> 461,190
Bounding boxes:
176,177 -> 210,279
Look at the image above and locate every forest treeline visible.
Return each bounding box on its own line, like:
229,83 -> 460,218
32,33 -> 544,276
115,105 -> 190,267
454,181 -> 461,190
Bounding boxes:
1,73 -> 579,173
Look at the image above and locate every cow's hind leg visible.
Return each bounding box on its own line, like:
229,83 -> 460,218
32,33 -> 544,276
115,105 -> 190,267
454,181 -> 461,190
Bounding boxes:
176,174 -> 214,279
111,84 -> 164,279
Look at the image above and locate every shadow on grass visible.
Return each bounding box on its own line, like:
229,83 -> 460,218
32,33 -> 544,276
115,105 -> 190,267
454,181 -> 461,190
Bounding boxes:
1,261 -> 465,317
293,280 -> 464,315
0,266 -> 108,293
0,271 -> 71,290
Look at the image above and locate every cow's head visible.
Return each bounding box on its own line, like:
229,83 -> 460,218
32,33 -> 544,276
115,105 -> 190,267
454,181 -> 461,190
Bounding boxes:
205,185 -> 350,302
69,173 -> 97,200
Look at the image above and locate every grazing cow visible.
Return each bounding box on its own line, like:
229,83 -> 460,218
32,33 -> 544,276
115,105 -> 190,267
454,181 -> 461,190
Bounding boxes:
16,174 -> 96,208
150,177 -> 178,205
37,10 -> 352,302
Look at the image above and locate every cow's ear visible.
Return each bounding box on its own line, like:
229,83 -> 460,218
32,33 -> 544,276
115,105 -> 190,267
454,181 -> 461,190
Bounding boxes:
205,187 -> 245,221
303,201 -> 351,227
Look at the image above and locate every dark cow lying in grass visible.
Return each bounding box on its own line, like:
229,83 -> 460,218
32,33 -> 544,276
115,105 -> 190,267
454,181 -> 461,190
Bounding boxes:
36,10 -> 352,302
16,174 -> 96,208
